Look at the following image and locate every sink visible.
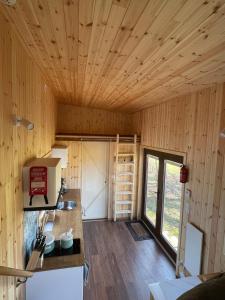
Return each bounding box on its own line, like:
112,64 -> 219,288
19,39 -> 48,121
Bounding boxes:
57,200 -> 77,211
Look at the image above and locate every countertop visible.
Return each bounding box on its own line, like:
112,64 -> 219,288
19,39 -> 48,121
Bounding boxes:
37,189 -> 85,271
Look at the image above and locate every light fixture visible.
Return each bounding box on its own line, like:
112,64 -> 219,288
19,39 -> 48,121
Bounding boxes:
13,115 -> 34,131
0,0 -> 16,6
220,129 -> 225,138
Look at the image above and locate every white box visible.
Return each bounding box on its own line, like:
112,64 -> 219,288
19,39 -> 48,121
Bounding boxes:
51,145 -> 68,169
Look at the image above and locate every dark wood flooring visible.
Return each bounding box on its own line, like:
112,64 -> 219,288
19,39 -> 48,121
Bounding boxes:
83,220 -> 175,300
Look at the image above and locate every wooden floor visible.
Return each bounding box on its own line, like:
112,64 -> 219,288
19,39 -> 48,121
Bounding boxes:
83,221 -> 175,300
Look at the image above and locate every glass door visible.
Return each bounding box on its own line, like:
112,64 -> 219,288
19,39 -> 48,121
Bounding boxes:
162,160 -> 182,252
142,149 -> 183,261
144,155 -> 159,227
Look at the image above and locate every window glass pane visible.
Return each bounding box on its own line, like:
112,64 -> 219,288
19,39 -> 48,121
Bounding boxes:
145,155 -> 159,226
162,161 -> 182,251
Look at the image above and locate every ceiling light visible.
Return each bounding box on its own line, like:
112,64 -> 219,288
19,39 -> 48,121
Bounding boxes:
0,0 -> 16,5
220,129 -> 225,138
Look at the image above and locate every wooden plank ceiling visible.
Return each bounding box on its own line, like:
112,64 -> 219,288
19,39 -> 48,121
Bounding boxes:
1,0 -> 225,112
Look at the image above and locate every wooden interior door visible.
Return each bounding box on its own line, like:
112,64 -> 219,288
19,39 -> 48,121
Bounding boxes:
81,142 -> 109,220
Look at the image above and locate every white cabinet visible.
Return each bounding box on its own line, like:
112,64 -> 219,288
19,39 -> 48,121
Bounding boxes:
51,145 -> 68,169
26,266 -> 83,300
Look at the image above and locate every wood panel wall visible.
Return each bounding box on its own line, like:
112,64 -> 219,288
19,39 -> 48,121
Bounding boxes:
57,103 -> 135,135
0,12 -> 56,299
59,142 -> 82,189
2,0 -> 225,112
135,83 -> 225,274
57,140 -> 139,221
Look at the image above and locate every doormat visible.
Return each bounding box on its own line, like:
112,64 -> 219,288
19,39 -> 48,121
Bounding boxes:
125,221 -> 153,241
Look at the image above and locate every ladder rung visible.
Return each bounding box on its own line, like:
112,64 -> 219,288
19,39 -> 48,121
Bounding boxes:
117,162 -> 134,165
116,210 -> 132,214
118,172 -> 134,176
118,153 -> 135,156
116,181 -> 133,185
116,200 -> 132,205
118,143 -> 135,146
116,191 -> 133,195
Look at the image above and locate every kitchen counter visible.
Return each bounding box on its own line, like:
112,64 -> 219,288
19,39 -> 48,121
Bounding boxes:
37,189 -> 85,271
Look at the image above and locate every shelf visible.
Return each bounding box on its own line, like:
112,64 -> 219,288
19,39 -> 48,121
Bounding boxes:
24,204 -> 58,211
0,266 -> 33,278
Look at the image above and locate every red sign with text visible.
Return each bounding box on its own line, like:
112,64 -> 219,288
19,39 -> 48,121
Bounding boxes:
29,166 -> 48,196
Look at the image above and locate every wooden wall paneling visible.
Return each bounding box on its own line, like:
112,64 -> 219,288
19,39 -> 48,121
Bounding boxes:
4,0 -> 60,93
99,3 -> 225,111
88,0 -> 130,105
0,15 -> 14,300
190,89 -> 212,272
177,93 -> 197,273
200,88 -> 219,268
77,0 -> 95,101
190,89 -> 210,227
56,140 -> 140,220
63,0 -> 79,101
82,0 -> 115,105
141,97 -> 189,153
132,111 -> 142,136
135,83 -> 225,274
57,103 -> 136,135
60,142 -> 82,189
87,0 -> 149,107
214,89 -> 225,270
0,11 -> 56,299
1,1 -> 225,112
207,84 -> 225,272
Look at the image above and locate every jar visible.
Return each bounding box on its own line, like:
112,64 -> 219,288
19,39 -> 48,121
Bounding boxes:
44,232 -> 55,254
60,230 -> 73,249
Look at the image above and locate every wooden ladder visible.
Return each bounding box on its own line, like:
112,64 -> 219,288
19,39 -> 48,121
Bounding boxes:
113,134 -> 137,222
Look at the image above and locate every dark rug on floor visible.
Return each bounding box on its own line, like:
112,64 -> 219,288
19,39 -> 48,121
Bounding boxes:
125,221 -> 153,241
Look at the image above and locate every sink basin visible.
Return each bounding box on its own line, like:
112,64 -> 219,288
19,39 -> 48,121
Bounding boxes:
57,200 -> 77,211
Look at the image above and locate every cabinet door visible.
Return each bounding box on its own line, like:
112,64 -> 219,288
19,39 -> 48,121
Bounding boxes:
26,267 -> 83,300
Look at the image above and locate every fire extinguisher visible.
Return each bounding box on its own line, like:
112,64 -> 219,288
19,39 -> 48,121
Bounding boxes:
180,165 -> 189,183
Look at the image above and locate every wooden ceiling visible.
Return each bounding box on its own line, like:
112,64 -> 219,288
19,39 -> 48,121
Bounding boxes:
1,0 -> 225,112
